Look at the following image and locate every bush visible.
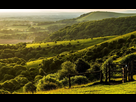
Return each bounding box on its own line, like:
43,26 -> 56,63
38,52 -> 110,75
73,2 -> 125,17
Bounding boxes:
60,77 -> 69,86
39,68 -> 45,76
87,63 -> 101,81
34,75 -> 43,83
14,76 -> 29,86
23,82 -> 36,93
3,74 -> 14,81
119,53 -> 136,63
36,81 -> 58,91
36,74 -> 62,91
42,75 -> 61,87
71,75 -> 89,85
0,89 -> 10,94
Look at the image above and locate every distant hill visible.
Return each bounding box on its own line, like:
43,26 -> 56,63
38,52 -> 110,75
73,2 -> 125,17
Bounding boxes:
58,11 -> 136,23
75,11 -> 136,22
46,15 -> 136,41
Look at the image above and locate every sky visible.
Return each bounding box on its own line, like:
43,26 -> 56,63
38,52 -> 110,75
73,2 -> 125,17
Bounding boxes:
0,9 -> 136,13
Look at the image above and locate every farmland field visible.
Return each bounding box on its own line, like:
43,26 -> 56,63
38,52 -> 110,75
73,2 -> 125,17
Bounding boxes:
0,39 -> 33,44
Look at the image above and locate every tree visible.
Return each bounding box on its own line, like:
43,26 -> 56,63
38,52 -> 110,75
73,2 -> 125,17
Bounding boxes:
58,61 -> 77,80
75,58 -> 90,73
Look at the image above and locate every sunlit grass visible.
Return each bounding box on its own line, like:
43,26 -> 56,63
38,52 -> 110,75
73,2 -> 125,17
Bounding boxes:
26,36 -> 116,48
26,57 -> 53,69
19,75 -> 136,94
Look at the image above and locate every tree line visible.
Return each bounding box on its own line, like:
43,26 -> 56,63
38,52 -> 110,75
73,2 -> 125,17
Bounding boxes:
46,16 -> 136,42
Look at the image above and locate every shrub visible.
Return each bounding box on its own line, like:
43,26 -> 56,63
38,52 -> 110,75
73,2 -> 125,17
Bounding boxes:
119,53 -> 136,63
23,82 -> 36,93
39,68 -> 45,76
36,74 -> 62,91
14,76 -> 29,86
34,75 -> 43,83
71,75 -> 89,85
0,89 -> 10,94
20,70 -> 31,80
87,63 -> 101,81
60,77 -> 69,86
42,75 -> 61,87
36,81 -> 58,91
3,74 -> 14,81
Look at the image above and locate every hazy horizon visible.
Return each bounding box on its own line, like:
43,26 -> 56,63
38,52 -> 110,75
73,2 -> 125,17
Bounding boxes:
0,9 -> 136,14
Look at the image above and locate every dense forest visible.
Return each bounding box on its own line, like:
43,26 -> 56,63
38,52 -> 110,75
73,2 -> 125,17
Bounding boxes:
46,16 -> 136,42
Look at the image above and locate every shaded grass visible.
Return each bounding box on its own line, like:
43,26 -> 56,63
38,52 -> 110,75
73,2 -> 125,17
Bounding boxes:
26,36 -> 116,69
26,75 -> 136,94
15,75 -> 136,94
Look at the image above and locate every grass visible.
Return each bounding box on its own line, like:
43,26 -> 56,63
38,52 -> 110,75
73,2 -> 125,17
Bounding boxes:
76,11 -> 136,22
26,36 -> 116,48
7,25 -> 28,31
19,75 -> 136,94
26,36 -> 116,69
26,56 -> 53,69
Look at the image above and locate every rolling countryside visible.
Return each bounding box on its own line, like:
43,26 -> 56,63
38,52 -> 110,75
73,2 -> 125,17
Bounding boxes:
1,10 -> 136,94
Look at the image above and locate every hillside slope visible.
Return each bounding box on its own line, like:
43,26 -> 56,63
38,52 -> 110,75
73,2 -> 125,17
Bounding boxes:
76,11 -> 136,22
33,77 -> 136,94
46,15 -> 136,42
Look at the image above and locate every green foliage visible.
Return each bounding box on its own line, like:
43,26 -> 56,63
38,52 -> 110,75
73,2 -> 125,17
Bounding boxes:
101,56 -> 113,78
60,77 -> 69,86
14,76 -> 29,87
3,74 -> 14,81
71,75 -> 89,85
119,53 -> 136,64
36,75 -> 61,91
47,16 -> 136,41
23,82 -> 36,93
75,58 -> 90,73
34,75 -> 43,83
58,61 -> 78,80
87,63 -> 101,81
39,68 -> 45,76
0,89 -> 10,94
42,75 -> 61,87
37,81 -> 58,91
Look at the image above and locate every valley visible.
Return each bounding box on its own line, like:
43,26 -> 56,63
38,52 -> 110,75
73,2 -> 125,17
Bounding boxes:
0,39 -> 33,44
1,10 -> 136,94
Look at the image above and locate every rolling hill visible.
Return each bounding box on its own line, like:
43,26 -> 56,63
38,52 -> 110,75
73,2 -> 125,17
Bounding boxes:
2,12 -> 136,93
58,11 -> 136,23
46,15 -> 136,42
75,11 -> 136,22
